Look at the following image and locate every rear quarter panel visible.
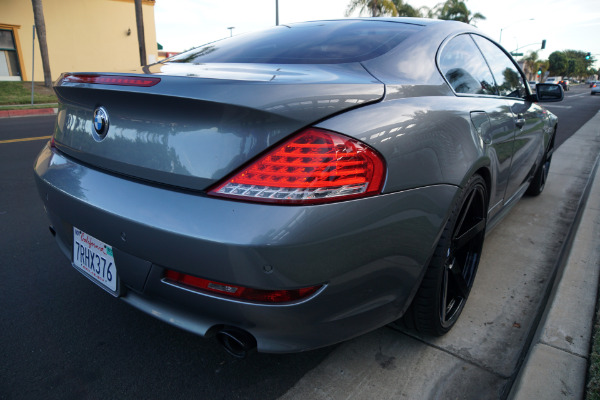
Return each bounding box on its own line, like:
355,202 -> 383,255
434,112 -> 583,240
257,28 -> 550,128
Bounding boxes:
316,96 -> 491,193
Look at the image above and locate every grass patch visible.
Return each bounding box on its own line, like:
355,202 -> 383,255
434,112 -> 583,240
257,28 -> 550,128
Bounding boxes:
587,291 -> 600,399
0,103 -> 58,110
0,81 -> 57,105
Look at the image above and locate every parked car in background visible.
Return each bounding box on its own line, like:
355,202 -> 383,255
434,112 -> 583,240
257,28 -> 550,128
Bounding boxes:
591,82 -> 600,95
545,76 -> 561,85
34,18 -> 564,356
529,81 -> 538,90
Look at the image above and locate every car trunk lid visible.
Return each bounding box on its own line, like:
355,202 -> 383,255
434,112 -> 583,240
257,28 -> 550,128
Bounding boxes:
52,63 -> 384,191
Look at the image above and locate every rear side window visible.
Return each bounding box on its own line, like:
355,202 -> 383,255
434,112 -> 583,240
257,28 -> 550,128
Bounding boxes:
472,35 -> 526,99
168,20 -> 422,64
439,34 -> 497,95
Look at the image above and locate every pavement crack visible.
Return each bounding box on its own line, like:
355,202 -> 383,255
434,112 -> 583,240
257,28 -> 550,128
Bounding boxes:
539,341 -> 590,360
385,324 -> 511,379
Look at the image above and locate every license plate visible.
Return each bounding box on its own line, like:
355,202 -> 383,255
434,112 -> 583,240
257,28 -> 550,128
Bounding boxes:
73,227 -> 118,293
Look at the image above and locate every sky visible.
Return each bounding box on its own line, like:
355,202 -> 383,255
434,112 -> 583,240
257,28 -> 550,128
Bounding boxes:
154,0 -> 600,70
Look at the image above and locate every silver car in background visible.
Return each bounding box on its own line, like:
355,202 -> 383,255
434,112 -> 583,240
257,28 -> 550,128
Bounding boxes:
34,18 -> 563,357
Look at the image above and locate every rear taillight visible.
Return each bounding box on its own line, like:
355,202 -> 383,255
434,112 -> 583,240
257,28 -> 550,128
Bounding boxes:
60,74 -> 160,87
209,128 -> 386,204
163,270 -> 322,303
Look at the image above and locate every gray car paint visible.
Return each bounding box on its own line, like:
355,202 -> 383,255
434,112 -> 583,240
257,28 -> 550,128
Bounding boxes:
34,18 -> 558,353
34,142 -> 457,352
53,64 -> 384,190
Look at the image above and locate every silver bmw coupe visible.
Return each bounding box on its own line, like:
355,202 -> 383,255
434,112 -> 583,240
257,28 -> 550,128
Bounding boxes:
34,18 -> 563,357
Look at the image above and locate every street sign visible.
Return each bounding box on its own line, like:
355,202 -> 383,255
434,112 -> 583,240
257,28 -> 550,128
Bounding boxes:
511,52 -> 523,56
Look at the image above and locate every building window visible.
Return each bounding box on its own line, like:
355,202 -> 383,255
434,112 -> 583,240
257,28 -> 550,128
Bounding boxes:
0,29 -> 22,81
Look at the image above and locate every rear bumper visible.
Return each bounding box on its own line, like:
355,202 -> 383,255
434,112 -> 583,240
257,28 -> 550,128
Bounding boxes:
34,144 -> 458,352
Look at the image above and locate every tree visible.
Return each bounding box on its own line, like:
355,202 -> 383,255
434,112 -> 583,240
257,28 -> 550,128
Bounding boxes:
433,0 -> 485,26
392,0 -> 422,17
548,51 -> 568,76
345,0 -> 399,17
134,0 -> 147,66
522,51 -> 540,81
563,50 -> 594,77
31,0 -> 52,87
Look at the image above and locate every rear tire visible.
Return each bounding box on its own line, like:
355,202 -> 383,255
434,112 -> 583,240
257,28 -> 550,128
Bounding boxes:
405,174 -> 487,336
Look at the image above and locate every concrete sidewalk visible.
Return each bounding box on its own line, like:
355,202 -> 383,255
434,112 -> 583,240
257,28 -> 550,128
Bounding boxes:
510,113 -> 600,399
279,112 -> 600,400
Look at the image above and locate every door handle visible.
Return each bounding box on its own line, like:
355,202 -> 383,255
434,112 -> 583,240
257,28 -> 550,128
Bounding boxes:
515,114 -> 525,129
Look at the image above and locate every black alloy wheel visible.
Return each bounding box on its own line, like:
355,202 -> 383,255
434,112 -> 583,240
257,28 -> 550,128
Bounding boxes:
526,134 -> 555,196
405,174 -> 488,336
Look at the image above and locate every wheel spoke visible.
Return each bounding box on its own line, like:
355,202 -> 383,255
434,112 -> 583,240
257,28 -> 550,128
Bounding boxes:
542,160 -> 550,184
441,266 -> 449,323
449,263 -> 470,298
453,217 -> 486,251
454,189 -> 476,236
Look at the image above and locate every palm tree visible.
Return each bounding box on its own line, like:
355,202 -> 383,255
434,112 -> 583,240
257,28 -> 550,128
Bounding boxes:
392,0 -> 423,17
134,0 -> 147,65
31,0 -> 52,87
522,51 -> 540,81
433,0 -> 485,26
345,0 -> 399,17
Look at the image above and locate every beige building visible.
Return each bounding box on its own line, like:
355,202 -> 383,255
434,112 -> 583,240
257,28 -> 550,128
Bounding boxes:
0,0 -> 158,81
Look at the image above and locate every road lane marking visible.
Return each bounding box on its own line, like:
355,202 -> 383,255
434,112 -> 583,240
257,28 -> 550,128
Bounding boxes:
0,136 -> 51,144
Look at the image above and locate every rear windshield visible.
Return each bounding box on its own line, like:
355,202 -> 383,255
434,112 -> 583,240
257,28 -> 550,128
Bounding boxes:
168,20 -> 422,64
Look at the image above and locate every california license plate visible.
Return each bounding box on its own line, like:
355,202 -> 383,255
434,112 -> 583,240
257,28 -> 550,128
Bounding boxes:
73,227 -> 118,293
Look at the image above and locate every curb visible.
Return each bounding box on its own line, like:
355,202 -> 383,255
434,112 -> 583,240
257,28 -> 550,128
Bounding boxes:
509,111 -> 600,399
0,108 -> 57,118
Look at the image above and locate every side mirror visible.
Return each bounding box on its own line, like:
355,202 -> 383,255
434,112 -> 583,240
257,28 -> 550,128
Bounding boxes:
535,83 -> 564,102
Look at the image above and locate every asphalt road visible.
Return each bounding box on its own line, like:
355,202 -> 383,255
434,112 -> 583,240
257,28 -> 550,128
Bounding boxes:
0,86 -> 598,400
544,84 -> 600,147
0,116 -> 333,400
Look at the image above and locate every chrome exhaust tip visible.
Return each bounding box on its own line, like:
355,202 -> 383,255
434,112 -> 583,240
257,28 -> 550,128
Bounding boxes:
216,327 -> 257,358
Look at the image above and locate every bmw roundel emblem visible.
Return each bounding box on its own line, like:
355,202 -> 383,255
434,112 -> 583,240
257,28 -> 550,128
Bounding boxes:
92,106 -> 109,139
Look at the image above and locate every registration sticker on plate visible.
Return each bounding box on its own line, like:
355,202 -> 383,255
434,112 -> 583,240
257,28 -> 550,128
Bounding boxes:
73,227 -> 118,293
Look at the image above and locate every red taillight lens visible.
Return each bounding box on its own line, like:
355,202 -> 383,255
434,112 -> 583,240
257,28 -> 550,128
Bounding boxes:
164,270 -> 322,303
209,128 -> 385,204
60,74 -> 160,87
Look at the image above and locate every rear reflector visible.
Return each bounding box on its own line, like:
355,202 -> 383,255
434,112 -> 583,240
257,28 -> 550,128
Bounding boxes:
60,74 -> 161,87
209,128 -> 385,204
164,270 -> 322,303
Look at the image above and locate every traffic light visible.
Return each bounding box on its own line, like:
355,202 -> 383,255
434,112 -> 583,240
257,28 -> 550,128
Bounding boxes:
537,69 -> 542,76
541,40 -> 546,50
586,52 -> 591,60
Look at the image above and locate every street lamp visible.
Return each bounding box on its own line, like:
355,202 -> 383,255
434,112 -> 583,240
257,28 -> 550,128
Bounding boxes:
227,27 -> 235,37
499,18 -> 534,45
